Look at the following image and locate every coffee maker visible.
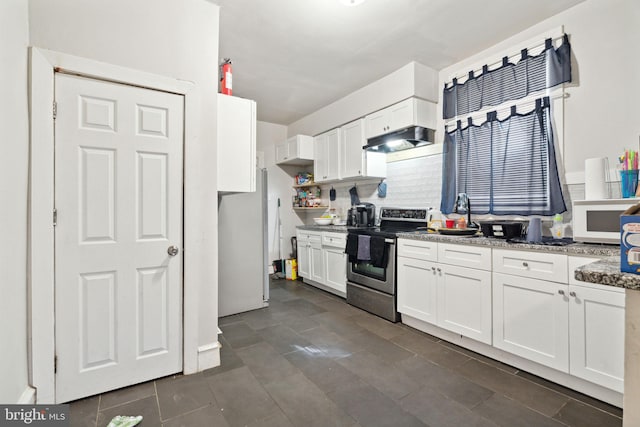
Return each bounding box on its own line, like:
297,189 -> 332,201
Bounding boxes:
347,203 -> 375,227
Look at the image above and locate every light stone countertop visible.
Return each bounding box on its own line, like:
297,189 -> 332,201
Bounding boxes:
395,231 -> 620,257
297,225 -> 349,233
296,225 -> 619,257
574,257 -> 640,290
297,225 -> 637,289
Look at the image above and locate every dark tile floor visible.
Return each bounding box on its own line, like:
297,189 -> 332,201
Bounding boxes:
70,277 -> 623,427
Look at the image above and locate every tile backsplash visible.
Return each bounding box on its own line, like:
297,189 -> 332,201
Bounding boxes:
314,153 -> 595,238
319,154 -> 443,222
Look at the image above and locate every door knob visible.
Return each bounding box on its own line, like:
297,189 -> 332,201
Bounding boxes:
167,245 -> 179,256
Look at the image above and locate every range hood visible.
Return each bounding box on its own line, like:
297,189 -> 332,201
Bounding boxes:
364,126 -> 435,153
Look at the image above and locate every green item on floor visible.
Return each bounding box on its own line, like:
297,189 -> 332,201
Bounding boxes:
107,415 -> 143,427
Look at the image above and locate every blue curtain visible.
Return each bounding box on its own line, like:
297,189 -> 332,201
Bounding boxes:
443,35 -> 572,120
440,97 -> 566,216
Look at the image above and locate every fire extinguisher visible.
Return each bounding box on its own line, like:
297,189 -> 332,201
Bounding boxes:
220,58 -> 232,95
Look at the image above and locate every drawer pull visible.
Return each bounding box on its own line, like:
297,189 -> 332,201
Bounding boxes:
570,291 -> 577,297
522,262 -> 529,267
437,267 -> 442,273
558,290 -> 565,295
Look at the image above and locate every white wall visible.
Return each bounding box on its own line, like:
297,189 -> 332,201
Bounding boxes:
256,122 -> 305,262
28,0 -> 221,368
287,62 -> 439,137
0,0 -> 30,404
437,0 -> 640,187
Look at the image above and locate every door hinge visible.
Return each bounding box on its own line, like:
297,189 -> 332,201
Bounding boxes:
53,208 -> 57,226
53,101 -> 57,120
54,355 -> 58,374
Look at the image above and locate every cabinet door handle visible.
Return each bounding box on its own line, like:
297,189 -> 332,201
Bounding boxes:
522,262 -> 529,267
569,291 -> 577,297
436,267 -> 442,273
558,289 -> 565,295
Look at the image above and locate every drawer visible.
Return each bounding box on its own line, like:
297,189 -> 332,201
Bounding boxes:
493,249 -> 567,283
437,243 -> 492,270
397,238 -> 438,262
322,232 -> 346,248
297,230 -> 322,242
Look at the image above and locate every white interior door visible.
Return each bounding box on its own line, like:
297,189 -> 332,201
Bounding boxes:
54,73 -> 184,403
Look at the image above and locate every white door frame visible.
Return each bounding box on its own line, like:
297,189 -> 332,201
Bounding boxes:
29,47 -> 206,403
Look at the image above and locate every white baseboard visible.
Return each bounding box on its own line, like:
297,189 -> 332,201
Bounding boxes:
18,386 -> 36,404
197,341 -> 221,371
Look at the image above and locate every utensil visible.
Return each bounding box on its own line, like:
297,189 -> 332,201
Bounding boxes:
349,186 -> 360,205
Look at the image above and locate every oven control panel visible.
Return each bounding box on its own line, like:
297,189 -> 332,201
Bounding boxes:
380,207 -> 429,221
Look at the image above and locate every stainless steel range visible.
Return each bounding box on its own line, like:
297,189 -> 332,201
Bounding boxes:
346,207 -> 429,322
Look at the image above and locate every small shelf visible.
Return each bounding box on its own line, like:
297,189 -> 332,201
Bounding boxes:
292,206 -> 329,211
293,182 -> 320,188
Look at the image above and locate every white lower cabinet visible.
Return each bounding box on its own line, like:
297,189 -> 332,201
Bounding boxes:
568,256 -> 625,393
309,237 -> 325,284
437,265 -> 492,345
493,251 -> 625,393
397,241 -> 626,397
323,232 -> 347,294
569,283 -> 625,393
397,239 -> 492,344
296,230 -> 346,296
493,272 -> 569,372
296,230 -> 322,280
397,256 -> 438,325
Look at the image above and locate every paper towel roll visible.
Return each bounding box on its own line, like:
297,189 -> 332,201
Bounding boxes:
585,157 -> 609,200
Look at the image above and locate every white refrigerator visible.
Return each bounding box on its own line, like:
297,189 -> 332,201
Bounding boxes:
218,168 -> 269,317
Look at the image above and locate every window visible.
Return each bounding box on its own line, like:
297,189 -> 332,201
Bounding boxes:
440,33 -> 571,216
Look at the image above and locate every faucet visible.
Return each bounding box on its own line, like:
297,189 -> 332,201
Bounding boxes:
454,193 -> 479,229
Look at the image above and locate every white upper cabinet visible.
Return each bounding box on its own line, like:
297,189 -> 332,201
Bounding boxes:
340,119 -> 386,180
314,128 -> 340,183
275,134 -> 314,165
217,94 -> 256,192
365,97 -> 437,139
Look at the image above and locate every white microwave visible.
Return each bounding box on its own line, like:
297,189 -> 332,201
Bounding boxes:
573,199 -> 638,244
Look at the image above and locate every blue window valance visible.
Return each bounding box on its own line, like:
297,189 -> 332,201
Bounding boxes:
442,35 -> 572,120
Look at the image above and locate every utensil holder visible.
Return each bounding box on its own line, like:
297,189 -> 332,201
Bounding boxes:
620,170 -> 639,198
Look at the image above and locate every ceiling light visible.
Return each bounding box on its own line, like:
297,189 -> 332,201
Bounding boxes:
340,0 -> 366,6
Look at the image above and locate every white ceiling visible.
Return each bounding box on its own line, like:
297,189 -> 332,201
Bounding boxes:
211,0 -> 584,125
